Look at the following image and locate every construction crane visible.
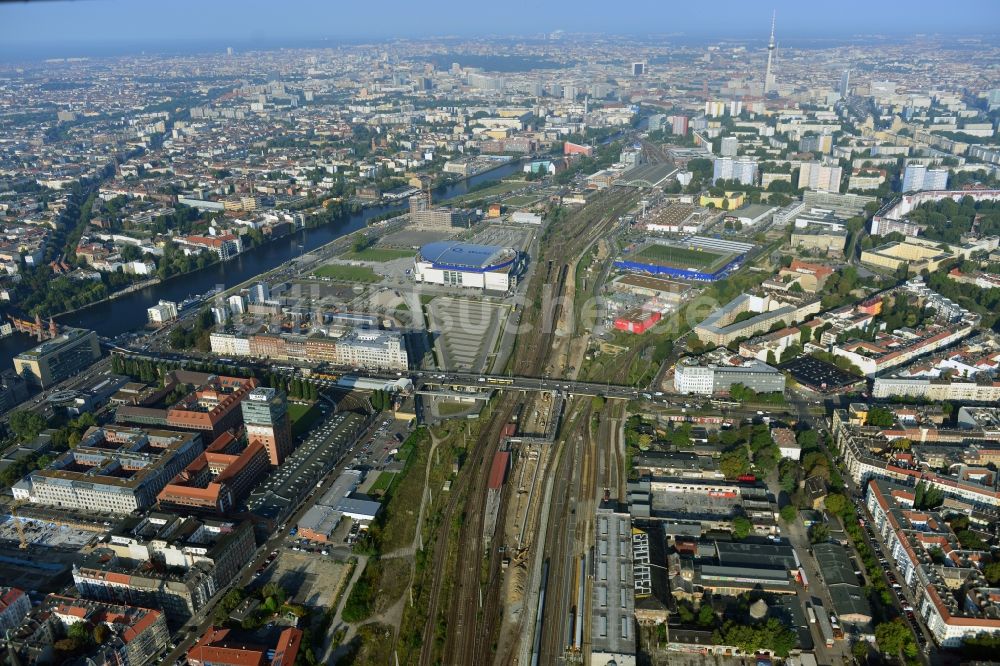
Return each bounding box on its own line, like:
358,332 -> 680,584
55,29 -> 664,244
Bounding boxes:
9,500 -> 29,550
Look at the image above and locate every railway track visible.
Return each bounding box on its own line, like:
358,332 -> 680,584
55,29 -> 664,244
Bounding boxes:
417,186 -> 642,665
417,397 -> 516,666
537,401 -> 597,662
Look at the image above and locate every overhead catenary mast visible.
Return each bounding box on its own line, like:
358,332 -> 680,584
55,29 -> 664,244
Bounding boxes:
763,10 -> 777,95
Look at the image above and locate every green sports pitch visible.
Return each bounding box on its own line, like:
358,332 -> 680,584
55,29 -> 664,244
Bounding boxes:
631,243 -> 734,272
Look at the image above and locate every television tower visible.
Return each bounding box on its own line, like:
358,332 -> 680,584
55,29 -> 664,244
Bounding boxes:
763,10 -> 776,95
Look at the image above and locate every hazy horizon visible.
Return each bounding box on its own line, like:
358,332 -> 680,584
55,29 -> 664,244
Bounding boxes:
2,0 -> 999,62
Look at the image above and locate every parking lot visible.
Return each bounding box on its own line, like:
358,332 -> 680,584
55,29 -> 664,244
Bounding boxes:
349,415 -> 410,475
780,356 -> 865,392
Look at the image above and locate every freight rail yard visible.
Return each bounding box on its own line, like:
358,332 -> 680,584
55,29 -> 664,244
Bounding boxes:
412,183 -> 644,666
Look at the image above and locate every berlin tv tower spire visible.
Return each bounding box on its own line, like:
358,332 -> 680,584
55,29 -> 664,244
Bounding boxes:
763,10 -> 776,95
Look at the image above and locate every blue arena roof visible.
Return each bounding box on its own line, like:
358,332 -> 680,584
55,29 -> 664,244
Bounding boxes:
419,241 -> 510,270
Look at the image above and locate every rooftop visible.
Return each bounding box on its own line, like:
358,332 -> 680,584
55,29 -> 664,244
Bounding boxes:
418,240 -> 512,269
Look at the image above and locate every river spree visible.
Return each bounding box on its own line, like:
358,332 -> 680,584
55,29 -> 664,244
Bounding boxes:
0,160 -> 522,367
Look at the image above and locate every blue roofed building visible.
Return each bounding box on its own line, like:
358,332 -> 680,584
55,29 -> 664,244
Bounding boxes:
414,241 -> 519,291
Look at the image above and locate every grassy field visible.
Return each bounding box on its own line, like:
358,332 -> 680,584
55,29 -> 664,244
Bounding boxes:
288,402 -> 322,437
313,264 -> 381,283
368,471 -> 396,496
341,247 -> 415,262
505,194 -> 541,207
437,400 -> 473,416
446,180 -> 524,205
632,243 -> 732,272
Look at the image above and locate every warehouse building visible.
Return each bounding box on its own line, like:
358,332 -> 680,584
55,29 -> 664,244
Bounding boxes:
591,507 -> 637,666
297,469 -> 381,542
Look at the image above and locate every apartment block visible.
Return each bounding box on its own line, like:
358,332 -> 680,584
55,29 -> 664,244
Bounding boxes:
12,426 -> 202,514
866,479 -> 1000,647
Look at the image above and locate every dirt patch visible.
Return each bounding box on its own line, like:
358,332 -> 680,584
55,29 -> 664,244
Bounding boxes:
374,556 -> 412,614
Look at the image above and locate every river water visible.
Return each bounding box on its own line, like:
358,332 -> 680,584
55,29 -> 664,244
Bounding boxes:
0,160 -> 522,367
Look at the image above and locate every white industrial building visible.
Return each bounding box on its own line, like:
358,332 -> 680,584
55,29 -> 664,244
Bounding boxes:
146,300 -> 178,324
209,332 -> 252,357
334,329 -> 409,371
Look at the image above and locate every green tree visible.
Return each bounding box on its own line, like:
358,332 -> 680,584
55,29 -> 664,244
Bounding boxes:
720,448 -> 750,479
852,639 -> 870,663
9,411 -> 48,442
957,530 -> 986,550
875,618 -> 918,659
964,632 -> 1000,660
67,621 -> 94,645
796,429 -> 818,450
866,407 -> 896,428
260,581 -> 287,604
697,604 -> 716,627
824,493 -> 850,518
731,516 -> 752,540
809,523 -> 830,544
780,505 -> 798,523
983,561 -> 1000,584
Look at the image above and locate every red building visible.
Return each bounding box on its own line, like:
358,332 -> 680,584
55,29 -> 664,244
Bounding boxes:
157,431 -> 270,513
187,626 -> 302,666
488,451 -> 511,491
563,141 -> 594,157
613,309 -> 661,334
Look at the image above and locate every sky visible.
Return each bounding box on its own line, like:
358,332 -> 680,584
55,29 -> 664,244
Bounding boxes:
2,0 -> 999,59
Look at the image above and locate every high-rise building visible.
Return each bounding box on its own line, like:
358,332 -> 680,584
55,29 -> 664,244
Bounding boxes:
797,162 -> 843,192
840,69 -> 851,99
712,157 -> 758,186
720,137 -> 739,157
467,72 -> 504,92
763,11 -> 777,95
227,294 -> 246,315
988,88 -> 1000,111
704,100 -> 725,117
249,282 -> 269,304
671,116 -> 689,136
901,164 -> 949,192
242,387 -> 293,466
13,327 -> 101,389
147,300 -> 178,325
800,133 -> 833,154
632,62 -> 645,77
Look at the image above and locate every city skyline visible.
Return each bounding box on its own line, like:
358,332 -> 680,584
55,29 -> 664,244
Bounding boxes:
2,0 -> 1000,60
0,0 -> 999,662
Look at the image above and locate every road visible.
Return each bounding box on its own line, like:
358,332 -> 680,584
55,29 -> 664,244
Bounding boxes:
157,408 -> 384,665
787,390 -> 934,663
